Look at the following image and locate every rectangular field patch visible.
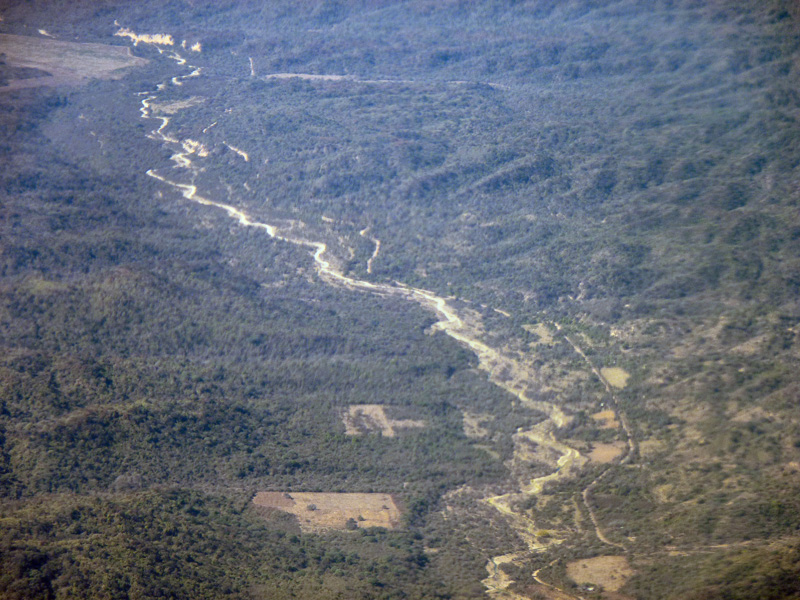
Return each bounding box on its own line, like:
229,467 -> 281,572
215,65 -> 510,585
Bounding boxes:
252,492 -> 402,532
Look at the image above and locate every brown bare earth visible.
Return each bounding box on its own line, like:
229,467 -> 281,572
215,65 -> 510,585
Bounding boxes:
566,555 -> 633,593
591,409 -> 620,430
0,33 -> 147,90
588,442 -> 627,464
342,404 -> 425,437
252,492 -> 402,532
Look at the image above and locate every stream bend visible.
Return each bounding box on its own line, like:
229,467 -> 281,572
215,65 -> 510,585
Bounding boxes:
135,41 -> 588,599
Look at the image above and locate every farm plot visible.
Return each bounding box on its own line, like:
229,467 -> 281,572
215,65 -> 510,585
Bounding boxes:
252,492 -> 402,532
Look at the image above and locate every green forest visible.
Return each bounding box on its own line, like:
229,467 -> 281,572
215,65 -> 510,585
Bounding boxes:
1,1 -> 800,599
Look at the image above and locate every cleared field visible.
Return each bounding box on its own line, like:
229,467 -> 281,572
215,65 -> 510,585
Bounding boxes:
342,404 -> 425,437
0,33 -> 147,90
588,442 -> 627,464
252,492 -> 402,532
600,367 -> 630,389
566,555 -> 633,592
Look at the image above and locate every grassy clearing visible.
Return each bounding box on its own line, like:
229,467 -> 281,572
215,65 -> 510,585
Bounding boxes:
600,367 -> 630,389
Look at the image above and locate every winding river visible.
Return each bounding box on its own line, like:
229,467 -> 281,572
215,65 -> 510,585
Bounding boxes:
131,37 -> 599,600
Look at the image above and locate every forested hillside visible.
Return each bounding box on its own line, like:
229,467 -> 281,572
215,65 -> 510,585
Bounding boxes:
1,1 -> 800,599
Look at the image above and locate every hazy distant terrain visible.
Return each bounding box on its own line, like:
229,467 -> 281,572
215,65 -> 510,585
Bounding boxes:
1,2 -> 799,599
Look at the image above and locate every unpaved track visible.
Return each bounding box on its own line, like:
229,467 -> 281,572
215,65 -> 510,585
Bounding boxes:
131,43 -> 614,600
557,327 -> 636,550
359,227 -> 381,274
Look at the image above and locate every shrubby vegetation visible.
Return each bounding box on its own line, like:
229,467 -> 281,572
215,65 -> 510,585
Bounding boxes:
2,0 -> 800,598
0,52 -> 519,598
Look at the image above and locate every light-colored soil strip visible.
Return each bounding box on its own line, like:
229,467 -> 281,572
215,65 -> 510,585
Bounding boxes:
263,72 -> 356,81
114,27 -> 174,46
482,554 -> 529,599
223,142 -> 249,162
359,227 -> 381,274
